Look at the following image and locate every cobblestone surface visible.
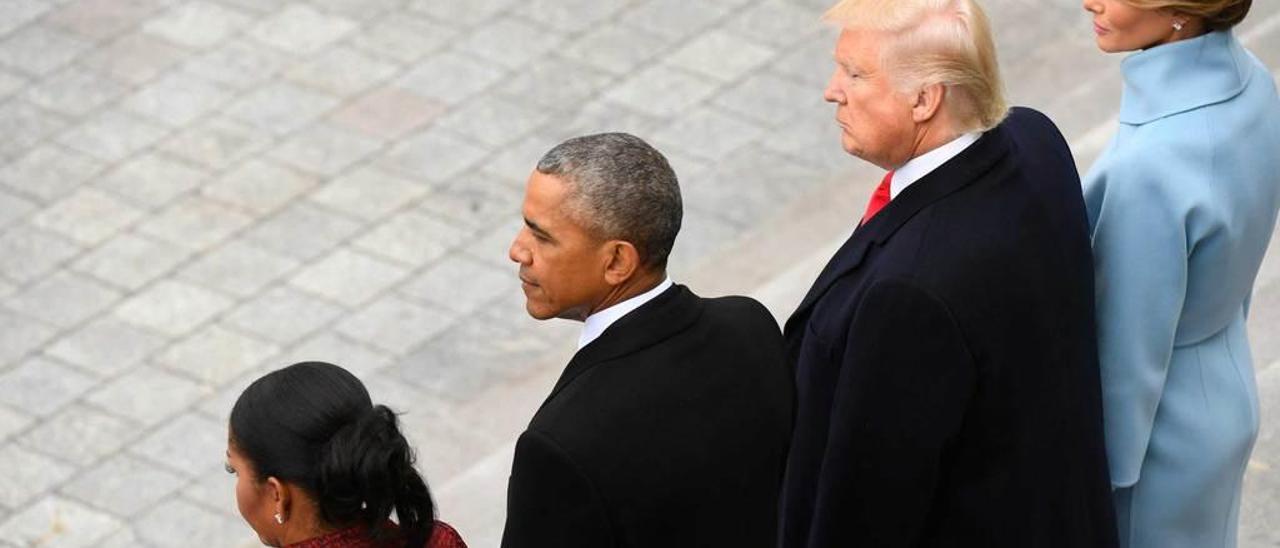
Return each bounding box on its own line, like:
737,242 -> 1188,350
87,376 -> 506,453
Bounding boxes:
0,1 -> 1277,546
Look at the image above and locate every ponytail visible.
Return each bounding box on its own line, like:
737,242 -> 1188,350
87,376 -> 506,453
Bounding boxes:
230,362 -> 437,548
318,405 -> 436,546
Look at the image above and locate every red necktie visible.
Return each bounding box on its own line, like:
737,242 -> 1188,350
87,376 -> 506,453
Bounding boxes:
861,171 -> 894,225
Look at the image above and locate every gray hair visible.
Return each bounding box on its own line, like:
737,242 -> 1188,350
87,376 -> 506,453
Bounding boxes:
536,133 -> 682,270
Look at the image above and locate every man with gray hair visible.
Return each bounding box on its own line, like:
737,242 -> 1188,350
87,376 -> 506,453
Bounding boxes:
501,133 -> 793,547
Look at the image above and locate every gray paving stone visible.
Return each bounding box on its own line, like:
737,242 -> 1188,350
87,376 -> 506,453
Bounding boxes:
770,30 -> 836,89
651,106 -> 767,161
181,37 -> 289,91
329,85 -> 446,141
0,188 -> 35,229
57,108 -> 168,163
481,133 -> 559,184
276,331 -> 393,378
159,116 -> 274,171
142,0 -> 251,48
130,411 -> 225,476
397,313 -> 550,402
23,66 -> 130,117
436,95 -> 554,148
72,232 -> 190,290
337,295 -> 455,355
224,286 -> 344,344
0,68 -> 26,100
309,166 -> 427,221
604,64 -> 720,117
249,3 -> 355,55
121,71 -> 234,127
137,195 -> 255,251
374,128 -> 489,184
268,123 -> 384,176
93,526 -> 148,548
62,453 -> 188,518
399,253 -> 511,314
623,0 -> 730,41
0,224 -> 82,284
520,0 -> 627,34
495,55 -> 614,113
0,145 -> 106,204
282,46 -> 399,96
688,143 -> 826,226
0,405 -> 32,443
215,0 -> 289,13
0,24 -> 91,76
178,240 -> 300,298
353,209 -> 471,266
18,404 -> 140,466
713,71 -> 820,127
78,32 -> 191,86
133,498 -> 249,547
667,29 -> 777,82
290,247 -> 409,307
346,13 -> 455,65
0,357 -> 94,418
43,0 -> 165,41
760,100 -> 856,171
179,471 -> 239,521
242,202 -> 362,260
44,317 -> 169,376
194,365 -> 267,420
224,81 -> 341,136
0,495 -> 121,546
0,0 -> 52,38
85,365 -> 209,425
562,24 -> 667,76
0,99 -> 69,160
156,324 -> 279,386
667,204 -> 743,277
0,445 -> 76,509
113,279 -> 234,336
405,0 -> 516,26
202,159 -> 317,215
461,218 -> 523,269
309,0 -> 402,20
3,271 -> 121,328
396,50 -> 506,105
724,0 -> 823,48
456,17 -> 564,70
31,187 -> 145,245
96,152 -> 208,209
418,174 -> 522,230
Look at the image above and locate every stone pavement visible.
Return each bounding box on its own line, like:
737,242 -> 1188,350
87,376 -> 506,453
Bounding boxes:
0,0 -> 1276,546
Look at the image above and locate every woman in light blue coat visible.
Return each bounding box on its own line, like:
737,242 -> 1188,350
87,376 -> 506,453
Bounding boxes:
1081,0 -> 1280,546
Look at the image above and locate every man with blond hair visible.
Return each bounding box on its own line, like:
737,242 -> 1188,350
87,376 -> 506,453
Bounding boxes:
778,0 -> 1118,546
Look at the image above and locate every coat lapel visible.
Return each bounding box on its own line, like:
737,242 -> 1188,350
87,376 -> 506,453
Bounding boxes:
542,285 -> 704,408
784,125 -> 1013,337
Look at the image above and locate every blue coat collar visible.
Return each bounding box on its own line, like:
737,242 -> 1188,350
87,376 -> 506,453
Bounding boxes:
1119,30 -> 1254,125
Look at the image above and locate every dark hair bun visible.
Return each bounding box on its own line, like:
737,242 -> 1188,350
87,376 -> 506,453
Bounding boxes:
318,405 -> 432,539
1207,0 -> 1251,30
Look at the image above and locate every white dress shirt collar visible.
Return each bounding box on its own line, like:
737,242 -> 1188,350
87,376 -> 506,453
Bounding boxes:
578,278 -> 674,349
890,132 -> 981,199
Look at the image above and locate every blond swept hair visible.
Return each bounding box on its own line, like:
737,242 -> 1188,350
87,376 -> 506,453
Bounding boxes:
824,0 -> 1007,132
1122,0 -> 1251,31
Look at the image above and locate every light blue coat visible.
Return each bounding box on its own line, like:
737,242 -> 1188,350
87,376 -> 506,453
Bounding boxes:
1084,31 -> 1280,548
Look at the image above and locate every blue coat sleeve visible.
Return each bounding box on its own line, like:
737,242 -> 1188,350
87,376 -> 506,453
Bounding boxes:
1088,153 -> 1190,488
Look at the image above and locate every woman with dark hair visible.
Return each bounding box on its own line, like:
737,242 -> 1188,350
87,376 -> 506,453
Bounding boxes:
1081,0 -> 1278,547
227,361 -> 467,548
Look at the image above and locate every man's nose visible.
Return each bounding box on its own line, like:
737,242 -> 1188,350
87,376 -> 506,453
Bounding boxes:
823,69 -> 842,103
509,232 -> 529,264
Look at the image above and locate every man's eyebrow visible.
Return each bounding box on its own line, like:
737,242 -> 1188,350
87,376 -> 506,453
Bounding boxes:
525,217 -> 552,237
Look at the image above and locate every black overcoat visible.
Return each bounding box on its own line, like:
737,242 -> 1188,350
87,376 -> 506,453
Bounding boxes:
778,108 -> 1119,548
502,285 -> 794,547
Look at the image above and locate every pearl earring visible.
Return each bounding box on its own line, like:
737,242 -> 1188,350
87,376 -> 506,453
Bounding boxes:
274,513 -> 284,524
1172,20 -> 1185,31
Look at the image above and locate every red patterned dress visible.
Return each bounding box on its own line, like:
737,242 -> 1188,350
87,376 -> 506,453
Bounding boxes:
284,521 -> 467,548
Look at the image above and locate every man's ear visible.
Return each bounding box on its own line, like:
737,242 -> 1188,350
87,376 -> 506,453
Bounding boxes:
911,82 -> 946,123
602,241 -> 641,286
